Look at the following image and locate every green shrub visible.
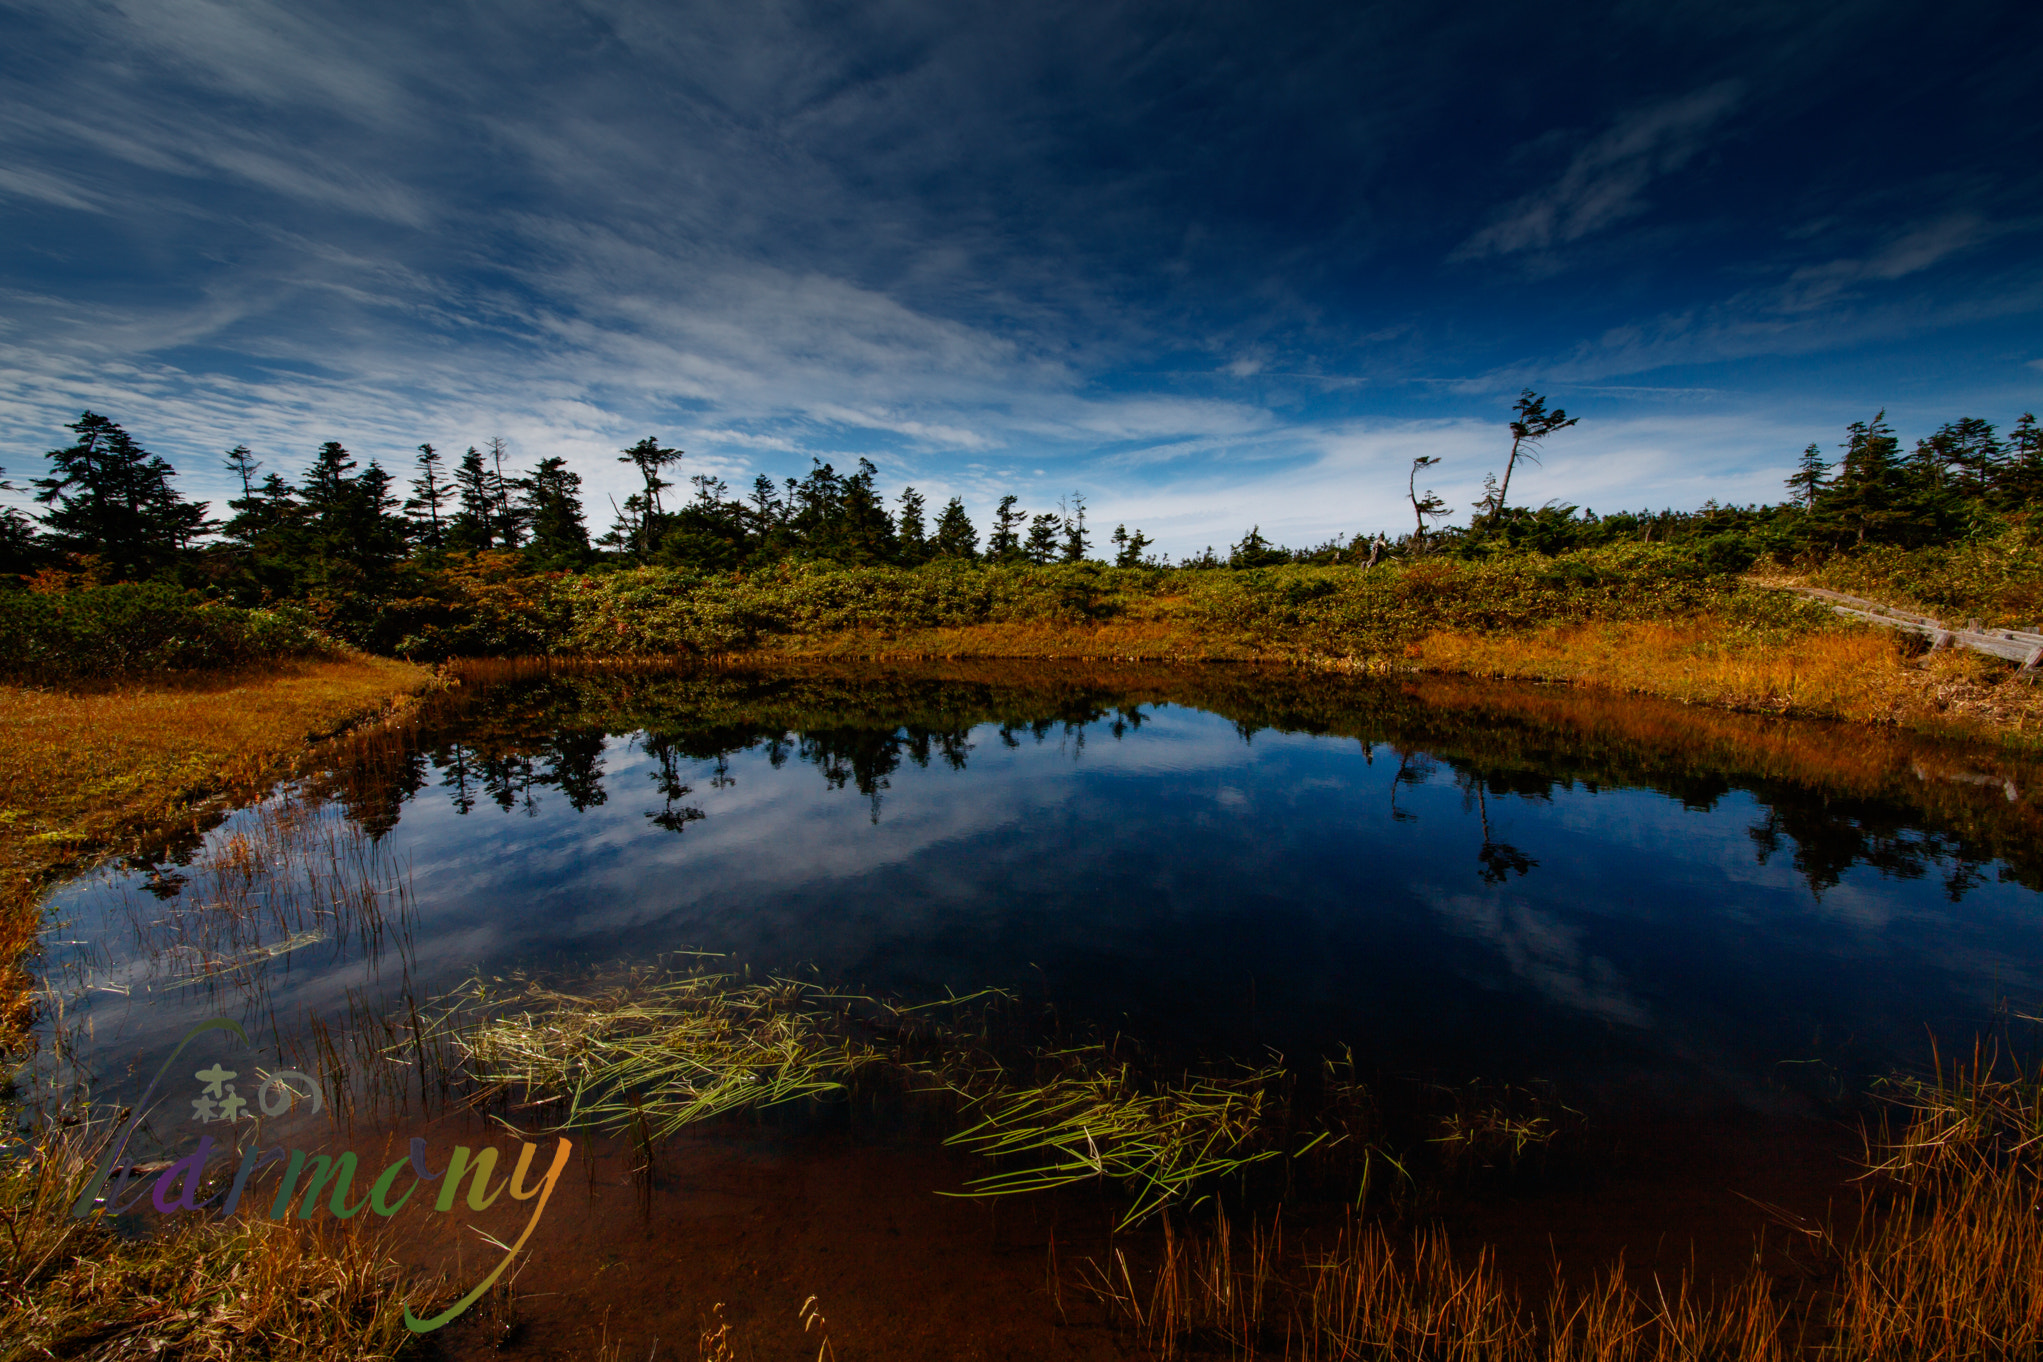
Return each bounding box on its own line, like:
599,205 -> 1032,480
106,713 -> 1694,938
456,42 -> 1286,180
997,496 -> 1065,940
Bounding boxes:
360,548 -> 1822,661
1809,526 -> 2043,627
0,583 -> 336,682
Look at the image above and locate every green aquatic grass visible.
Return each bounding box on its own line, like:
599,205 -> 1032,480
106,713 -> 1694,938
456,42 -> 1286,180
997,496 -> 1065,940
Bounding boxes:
431,969 -> 1306,1225
440,970 -> 884,1141
941,1056 -> 1289,1229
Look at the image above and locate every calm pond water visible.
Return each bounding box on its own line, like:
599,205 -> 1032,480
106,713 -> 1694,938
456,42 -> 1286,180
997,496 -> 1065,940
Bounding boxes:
36,661 -> 2043,1117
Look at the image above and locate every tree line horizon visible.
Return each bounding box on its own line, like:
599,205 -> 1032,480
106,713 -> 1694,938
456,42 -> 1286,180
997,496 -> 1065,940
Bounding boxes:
4,391 -> 2040,598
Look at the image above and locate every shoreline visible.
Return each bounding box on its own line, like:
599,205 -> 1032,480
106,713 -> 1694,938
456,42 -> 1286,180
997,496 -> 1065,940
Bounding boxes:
0,652 -> 439,1040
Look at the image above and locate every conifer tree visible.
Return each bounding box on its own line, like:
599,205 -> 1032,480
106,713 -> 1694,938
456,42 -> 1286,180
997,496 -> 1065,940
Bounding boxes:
838,459 -> 896,564
519,455 -> 589,565
486,437 -> 526,548
1408,455 -> 1449,544
447,446 -> 497,550
896,487 -> 928,564
1060,492 -> 1090,562
1025,512 -> 1062,564
931,497 -> 978,559
405,443 -> 451,550
618,437 -> 683,557
987,495 -> 1024,561
1110,523 -> 1153,567
33,412 -> 210,577
1488,390 -> 1577,525
2000,413 -> 2043,508
224,444 -> 262,499
1819,412 -> 1909,545
1785,443 -> 1829,508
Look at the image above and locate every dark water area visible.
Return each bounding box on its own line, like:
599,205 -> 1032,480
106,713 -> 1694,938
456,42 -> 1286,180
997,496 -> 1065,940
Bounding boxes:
39,660 -> 2043,1122
35,660 -> 2043,1355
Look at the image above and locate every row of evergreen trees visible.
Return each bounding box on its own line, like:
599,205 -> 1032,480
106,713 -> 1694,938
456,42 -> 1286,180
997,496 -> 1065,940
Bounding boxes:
0,414 -> 1162,594
603,437 -> 1156,572
5,405 -> 2038,594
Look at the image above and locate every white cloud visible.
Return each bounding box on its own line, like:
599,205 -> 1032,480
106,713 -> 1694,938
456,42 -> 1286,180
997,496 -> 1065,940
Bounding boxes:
1775,214 -> 1990,313
1453,82 -> 1742,262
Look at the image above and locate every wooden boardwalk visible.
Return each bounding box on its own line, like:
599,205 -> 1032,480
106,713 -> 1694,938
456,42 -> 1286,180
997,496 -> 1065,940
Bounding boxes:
1777,585 -> 2043,677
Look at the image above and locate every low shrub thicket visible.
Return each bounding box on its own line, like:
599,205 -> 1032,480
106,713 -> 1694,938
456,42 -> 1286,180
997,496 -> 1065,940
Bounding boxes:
0,582 -> 335,682
1807,525 -> 2043,628
369,546 -> 1823,661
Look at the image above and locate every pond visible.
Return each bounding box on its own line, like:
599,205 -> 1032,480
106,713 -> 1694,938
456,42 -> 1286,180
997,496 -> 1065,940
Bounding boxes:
39,659 -> 2043,1118
35,659 -> 2043,1355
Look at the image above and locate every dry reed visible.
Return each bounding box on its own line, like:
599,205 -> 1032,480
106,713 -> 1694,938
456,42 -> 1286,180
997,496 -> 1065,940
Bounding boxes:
0,1117 -> 440,1360
1408,615 -> 2043,741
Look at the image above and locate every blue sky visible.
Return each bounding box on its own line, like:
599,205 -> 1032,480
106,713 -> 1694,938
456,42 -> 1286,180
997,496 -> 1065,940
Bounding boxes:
2,0 -> 2040,554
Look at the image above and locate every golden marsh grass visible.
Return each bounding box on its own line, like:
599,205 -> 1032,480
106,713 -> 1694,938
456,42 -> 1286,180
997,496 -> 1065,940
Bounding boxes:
0,1119 -> 440,1360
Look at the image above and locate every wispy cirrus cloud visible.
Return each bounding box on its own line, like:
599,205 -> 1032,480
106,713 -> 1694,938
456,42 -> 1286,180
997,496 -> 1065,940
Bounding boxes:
1451,81 -> 1743,265
1,1 -> 2040,555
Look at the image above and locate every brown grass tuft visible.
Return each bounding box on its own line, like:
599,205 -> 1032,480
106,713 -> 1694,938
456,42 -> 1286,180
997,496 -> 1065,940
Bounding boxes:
1406,615 -> 2043,742
0,1120 -> 439,1360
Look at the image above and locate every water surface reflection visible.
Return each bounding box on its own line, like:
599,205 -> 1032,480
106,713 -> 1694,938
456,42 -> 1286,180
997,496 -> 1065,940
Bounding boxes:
38,662 -> 2043,1113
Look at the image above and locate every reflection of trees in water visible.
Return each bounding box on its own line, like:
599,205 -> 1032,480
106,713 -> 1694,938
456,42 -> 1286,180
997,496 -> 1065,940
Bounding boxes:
298,672 -> 2033,903
1458,768 -> 1543,886
379,701 -> 1121,832
1748,802 -> 1994,901
1385,743 -> 2001,900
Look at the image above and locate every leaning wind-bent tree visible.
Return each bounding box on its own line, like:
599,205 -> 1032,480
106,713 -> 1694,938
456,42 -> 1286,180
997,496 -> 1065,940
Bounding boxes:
1407,455 -> 1449,546
1490,390 -> 1578,525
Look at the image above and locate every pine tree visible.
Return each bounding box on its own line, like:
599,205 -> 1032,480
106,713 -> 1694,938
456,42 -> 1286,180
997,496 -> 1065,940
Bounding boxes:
931,497 -> 978,559
896,487 -> 928,564
748,475 -> 784,534
1408,455 -> 1449,544
1110,523 -> 1153,568
1818,412 -> 1909,545
296,441 -> 405,589
519,456 -> 588,565
790,460 -> 847,555
1060,492 -> 1090,562
448,446 -> 496,550
1025,512 -> 1062,564
222,471 -> 300,552
1489,390 -> 1577,525
486,437 -> 526,548
1228,526 -> 1289,568
224,444 -> 262,500
355,460 -> 409,569
839,459 -> 896,564
597,492 -> 648,556
33,412 -> 211,577
1914,417 -> 2004,499
618,437 -> 683,557
987,495 -> 1024,561
2000,413 -> 2043,508
0,461 -> 38,574
405,443 -> 451,550
1785,443 -> 1829,508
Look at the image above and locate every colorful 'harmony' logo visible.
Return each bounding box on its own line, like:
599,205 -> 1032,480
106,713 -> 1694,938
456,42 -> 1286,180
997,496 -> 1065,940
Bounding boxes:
71,1017 -> 571,1333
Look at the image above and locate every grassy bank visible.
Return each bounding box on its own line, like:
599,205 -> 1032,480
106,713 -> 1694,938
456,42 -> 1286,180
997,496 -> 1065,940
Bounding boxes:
1802,524 -> 2043,629
718,606 -> 2043,745
0,652 -> 436,1037
357,547 -> 2043,743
